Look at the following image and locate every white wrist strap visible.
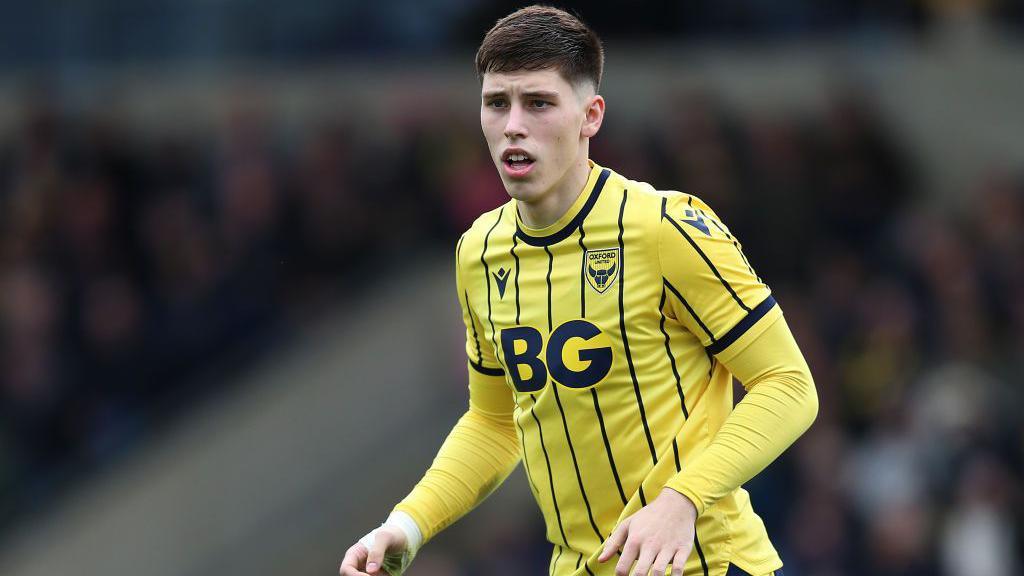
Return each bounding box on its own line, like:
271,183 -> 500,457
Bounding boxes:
356,511 -> 423,576
385,511 -> 423,553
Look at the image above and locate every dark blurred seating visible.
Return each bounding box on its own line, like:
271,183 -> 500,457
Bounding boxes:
0,84 -> 1021,575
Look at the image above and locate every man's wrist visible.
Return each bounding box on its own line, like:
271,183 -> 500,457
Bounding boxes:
658,487 -> 698,520
386,510 -> 423,554
662,479 -> 707,516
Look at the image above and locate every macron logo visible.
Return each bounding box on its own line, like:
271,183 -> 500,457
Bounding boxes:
680,208 -> 711,236
493,267 -> 510,299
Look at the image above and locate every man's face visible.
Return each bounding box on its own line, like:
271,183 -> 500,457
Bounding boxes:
480,68 -> 597,203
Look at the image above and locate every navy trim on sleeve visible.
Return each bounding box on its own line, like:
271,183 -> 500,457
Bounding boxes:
469,360 -> 504,376
706,295 -> 778,356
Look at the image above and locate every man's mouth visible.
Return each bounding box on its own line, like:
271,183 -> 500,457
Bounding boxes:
502,150 -> 535,171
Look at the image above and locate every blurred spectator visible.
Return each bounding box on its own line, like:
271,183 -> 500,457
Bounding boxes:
941,452 -> 1020,576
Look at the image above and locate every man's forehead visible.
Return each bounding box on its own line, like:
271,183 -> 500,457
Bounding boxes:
481,68 -> 572,94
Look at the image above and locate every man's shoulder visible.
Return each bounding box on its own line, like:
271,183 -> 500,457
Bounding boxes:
465,200 -> 513,235
614,170 -> 720,225
601,165 -> 693,212
597,165 -> 707,235
597,165 -> 732,256
456,200 -> 514,269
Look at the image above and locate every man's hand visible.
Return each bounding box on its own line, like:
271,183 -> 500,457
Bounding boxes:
339,525 -> 408,576
598,488 -> 698,576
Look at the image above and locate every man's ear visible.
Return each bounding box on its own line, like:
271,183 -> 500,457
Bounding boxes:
581,94 -> 605,138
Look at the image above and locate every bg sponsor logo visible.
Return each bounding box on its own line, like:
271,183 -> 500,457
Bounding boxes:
501,320 -> 613,392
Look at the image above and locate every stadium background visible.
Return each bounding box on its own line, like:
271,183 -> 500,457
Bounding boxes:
1,2 -> 1022,575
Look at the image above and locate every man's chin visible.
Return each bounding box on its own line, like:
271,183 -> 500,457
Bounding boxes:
502,178 -> 543,202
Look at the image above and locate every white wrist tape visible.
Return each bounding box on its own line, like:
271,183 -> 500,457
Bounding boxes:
385,511 -> 423,553
356,511 -> 423,576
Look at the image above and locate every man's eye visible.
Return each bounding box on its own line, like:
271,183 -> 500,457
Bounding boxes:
531,100 -> 550,108
488,99 -> 508,108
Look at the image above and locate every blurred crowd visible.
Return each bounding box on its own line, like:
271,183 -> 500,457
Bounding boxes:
0,93 -> 484,523
4,1 -> 1024,66
1,82 -> 1022,576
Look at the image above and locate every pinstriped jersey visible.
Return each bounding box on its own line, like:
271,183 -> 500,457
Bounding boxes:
456,161 -> 784,576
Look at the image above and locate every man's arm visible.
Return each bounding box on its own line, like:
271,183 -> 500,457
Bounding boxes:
662,313 -> 817,514
392,367 -> 521,541
392,233 -> 522,541
657,193 -> 818,506
599,195 -> 817,576
600,313 -> 817,576
340,369 -> 520,576
340,237 -> 520,576
340,371 -> 520,576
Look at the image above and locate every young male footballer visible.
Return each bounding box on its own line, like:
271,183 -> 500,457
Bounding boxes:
340,6 -> 817,576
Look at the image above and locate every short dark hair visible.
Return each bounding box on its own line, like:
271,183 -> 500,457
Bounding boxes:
475,5 -> 604,91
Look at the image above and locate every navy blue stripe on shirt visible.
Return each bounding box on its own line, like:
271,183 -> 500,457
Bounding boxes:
469,360 -> 503,376
511,234 -> 521,325
663,278 -> 716,343
665,212 -> 751,313
515,169 -> 610,247
617,188 -> 657,466
464,290 -> 484,365
706,295 -> 778,355
527,393 -> 570,548
481,207 -> 505,370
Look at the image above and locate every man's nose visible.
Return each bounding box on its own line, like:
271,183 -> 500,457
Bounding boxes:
503,103 -> 527,139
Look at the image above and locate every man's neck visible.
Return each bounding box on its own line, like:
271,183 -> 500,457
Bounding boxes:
517,158 -> 591,229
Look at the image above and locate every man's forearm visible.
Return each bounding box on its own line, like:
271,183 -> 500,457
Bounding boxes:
664,315 -> 818,514
393,405 -> 521,542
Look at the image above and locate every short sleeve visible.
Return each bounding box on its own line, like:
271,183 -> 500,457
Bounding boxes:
658,194 -> 782,362
455,235 -> 505,377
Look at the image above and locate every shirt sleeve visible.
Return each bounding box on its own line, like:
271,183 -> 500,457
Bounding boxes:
658,194 -> 781,362
392,237 -> 520,542
663,312 -> 818,514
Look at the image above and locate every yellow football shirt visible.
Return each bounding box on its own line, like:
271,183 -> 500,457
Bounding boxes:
397,160 -> 805,575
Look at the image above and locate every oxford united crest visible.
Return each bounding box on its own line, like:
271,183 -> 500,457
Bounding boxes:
585,248 -> 620,294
